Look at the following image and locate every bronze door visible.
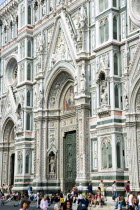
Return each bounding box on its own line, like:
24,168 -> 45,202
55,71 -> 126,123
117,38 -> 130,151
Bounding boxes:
64,131 -> 76,192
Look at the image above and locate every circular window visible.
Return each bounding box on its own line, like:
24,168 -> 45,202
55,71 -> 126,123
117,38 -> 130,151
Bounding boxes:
6,58 -> 18,87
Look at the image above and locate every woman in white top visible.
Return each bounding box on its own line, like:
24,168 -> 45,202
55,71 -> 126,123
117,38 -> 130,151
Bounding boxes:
40,195 -> 48,210
128,192 -> 134,210
112,181 -> 117,201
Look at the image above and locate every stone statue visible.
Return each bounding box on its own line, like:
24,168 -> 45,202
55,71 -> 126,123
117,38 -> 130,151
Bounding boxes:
100,83 -> 108,105
38,33 -> 45,53
79,6 -> 87,29
74,76 -> 78,95
38,90 -> 43,108
124,94 -> 129,109
80,74 -> 86,92
49,156 -> 55,173
15,115 -> 23,134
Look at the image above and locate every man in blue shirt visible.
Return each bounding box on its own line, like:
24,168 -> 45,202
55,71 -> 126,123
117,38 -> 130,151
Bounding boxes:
87,183 -> 92,194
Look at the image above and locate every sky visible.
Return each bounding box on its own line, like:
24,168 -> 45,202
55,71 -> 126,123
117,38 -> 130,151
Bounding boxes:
0,0 -> 5,5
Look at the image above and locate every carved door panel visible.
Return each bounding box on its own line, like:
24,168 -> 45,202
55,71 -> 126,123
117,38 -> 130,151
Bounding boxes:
64,131 -> 76,192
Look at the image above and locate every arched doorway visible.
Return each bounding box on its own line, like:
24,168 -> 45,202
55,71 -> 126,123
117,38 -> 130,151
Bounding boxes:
46,71 -> 77,192
2,119 -> 15,186
10,154 -> 15,186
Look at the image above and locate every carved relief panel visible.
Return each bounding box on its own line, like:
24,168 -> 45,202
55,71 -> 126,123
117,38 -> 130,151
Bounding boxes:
48,72 -> 72,109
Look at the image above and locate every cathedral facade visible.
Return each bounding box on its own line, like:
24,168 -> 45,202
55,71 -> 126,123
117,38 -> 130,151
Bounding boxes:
0,0 -> 140,194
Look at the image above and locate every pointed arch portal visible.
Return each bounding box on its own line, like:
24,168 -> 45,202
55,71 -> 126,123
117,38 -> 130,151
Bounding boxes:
1,119 -> 15,186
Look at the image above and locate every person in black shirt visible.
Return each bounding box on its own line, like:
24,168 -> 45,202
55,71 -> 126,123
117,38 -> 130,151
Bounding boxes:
78,195 -> 89,210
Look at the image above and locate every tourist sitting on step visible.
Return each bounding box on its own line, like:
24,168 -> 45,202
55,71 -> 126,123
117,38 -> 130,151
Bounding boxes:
115,194 -> 124,210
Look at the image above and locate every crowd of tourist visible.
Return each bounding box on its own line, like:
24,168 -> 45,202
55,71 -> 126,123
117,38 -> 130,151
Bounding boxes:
0,180 -> 140,209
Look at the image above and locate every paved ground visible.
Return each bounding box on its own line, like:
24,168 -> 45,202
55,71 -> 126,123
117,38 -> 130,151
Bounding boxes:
0,199 -> 127,210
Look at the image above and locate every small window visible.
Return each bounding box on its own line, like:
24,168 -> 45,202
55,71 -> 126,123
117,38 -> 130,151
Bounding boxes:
100,19 -> 109,44
27,40 -> 32,57
27,91 -> 31,106
117,142 -> 121,168
114,54 -> 118,75
113,0 -> 117,7
26,113 -> 31,130
99,0 -> 104,12
27,63 -> 31,80
25,154 -> 30,173
102,144 -> 107,168
100,21 -> 104,44
115,85 -> 119,108
113,16 -> 117,40
105,19 -> 109,41
28,6 -> 32,24
108,143 -> 112,168
99,0 -> 108,12
105,0 -> 108,10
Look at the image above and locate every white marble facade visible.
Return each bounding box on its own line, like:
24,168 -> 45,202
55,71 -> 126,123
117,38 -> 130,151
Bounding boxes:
0,0 -> 140,193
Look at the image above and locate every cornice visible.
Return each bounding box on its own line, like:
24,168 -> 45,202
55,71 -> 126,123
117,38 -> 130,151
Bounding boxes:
0,0 -> 18,16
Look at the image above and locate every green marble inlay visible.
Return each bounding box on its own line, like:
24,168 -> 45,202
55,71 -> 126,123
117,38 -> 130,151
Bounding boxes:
90,118 -> 126,129
91,175 -> 129,180
15,179 -> 33,182
16,138 -> 34,142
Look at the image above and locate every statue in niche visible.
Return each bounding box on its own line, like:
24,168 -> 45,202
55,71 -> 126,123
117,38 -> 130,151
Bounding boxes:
38,90 -> 43,108
124,94 -> 129,109
38,33 -> 45,54
15,104 -> 23,133
49,152 -> 55,173
80,74 -> 86,93
100,83 -> 108,105
74,76 -> 78,95
75,6 -> 86,49
99,72 -> 108,106
79,6 -> 87,29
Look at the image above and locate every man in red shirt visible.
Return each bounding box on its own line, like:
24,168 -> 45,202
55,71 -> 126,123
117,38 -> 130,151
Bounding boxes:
125,181 -> 130,197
